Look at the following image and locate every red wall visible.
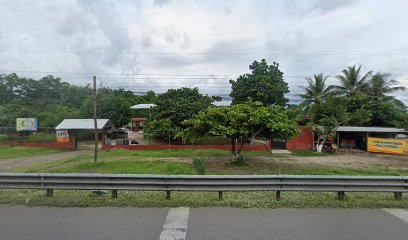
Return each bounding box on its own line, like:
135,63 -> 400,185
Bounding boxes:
286,126 -> 314,151
102,143 -> 271,151
0,141 -> 74,150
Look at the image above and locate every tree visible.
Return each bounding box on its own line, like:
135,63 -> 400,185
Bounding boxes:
333,65 -> 372,97
229,59 -> 289,106
176,100 -> 299,162
369,72 -> 406,99
145,87 -> 214,139
298,73 -> 334,115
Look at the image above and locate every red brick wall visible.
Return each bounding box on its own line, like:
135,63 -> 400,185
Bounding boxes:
286,126 -> 314,151
0,141 -> 74,150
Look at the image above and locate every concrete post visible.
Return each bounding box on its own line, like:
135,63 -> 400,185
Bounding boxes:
394,192 -> 402,200
46,189 -> 53,197
337,191 -> 345,200
218,191 -> 223,201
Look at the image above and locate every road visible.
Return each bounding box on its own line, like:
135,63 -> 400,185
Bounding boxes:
0,206 -> 407,240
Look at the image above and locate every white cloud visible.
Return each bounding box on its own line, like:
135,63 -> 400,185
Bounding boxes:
0,0 -> 407,104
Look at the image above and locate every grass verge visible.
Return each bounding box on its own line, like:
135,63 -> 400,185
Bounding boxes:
0,190 -> 407,208
0,146 -> 63,161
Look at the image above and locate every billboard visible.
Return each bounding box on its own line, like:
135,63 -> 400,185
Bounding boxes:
16,118 -> 38,132
367,137 -> 408,155
56,130 -> 70,143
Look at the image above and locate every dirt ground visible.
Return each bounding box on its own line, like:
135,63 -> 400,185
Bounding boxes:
266,151 -> 408,169
101,151 -> 408,170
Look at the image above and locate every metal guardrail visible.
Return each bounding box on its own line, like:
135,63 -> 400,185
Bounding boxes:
0,173 -> 407,200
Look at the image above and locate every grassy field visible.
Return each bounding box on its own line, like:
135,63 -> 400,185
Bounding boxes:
4,148 -> 408,208
15,148 -> 408,176
0,146 -> 63,160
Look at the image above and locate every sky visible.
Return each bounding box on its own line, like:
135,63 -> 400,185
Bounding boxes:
0,0 -> 407,105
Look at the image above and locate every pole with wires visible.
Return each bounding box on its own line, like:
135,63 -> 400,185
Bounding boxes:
93,76 -> 98,164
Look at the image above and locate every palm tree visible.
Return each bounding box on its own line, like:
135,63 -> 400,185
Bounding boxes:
369,72 -> 406,99
297,73 -> 333,113
332,65 -> 372,97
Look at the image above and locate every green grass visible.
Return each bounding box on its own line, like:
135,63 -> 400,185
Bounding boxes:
0,190 -> 407,208
102,148 -> 232,158
0,146 -> 63,160
52,160 -> 195,175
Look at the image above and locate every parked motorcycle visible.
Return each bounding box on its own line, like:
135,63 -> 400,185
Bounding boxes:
323,142 -> 337,154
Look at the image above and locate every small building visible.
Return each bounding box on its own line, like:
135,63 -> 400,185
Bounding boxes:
335,126 -> 407,155
55,119 -> 114,150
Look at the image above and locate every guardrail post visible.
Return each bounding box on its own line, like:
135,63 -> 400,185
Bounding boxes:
166,191 -> 171,200
394,192 -> 402,200
275,191 -> 281,201
111,190 -> 118,199
218,191 -> 223,201
337,191 -> 345,200
46,189 -> 53,197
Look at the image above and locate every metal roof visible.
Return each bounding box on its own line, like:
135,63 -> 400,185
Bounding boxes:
55,119 -> 112,130
130,104 -> 156,109
336,126 -> 406,133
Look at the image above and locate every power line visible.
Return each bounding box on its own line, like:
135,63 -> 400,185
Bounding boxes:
1,50 -> 408,56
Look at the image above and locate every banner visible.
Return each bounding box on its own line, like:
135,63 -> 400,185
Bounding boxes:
56,130 -> 70,143
16,118 -> 37,131
367,137 -> 408,155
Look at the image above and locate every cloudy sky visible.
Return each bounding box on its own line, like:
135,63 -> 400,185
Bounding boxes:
0,0 -> 407,104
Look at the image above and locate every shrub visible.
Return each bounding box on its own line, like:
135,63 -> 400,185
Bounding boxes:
192,156 -> 209,175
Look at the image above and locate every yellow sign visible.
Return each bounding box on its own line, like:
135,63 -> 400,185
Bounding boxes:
368,137 -> 408,155
16,118 -> 37,131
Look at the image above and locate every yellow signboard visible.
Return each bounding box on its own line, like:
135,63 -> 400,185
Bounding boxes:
368,137 -> 408,155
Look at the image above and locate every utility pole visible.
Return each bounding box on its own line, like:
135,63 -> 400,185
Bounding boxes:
93,76 -> 98,163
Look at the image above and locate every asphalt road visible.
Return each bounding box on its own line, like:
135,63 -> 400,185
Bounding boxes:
0,206 -> 407,240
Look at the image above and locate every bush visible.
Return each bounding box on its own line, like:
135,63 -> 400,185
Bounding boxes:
192,156 -> 209,175
235,155 -> 247,166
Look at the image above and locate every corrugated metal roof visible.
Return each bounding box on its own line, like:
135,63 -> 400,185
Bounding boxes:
336,126 -> 406,133
130,104 -> 156,109
55,119 -> 112,130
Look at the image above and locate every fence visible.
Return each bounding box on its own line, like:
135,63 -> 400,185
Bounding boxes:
0,173 -> 406,200
0,127 -> 74,150
104,128 -> 271,151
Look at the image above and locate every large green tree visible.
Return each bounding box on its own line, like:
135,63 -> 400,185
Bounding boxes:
176,100 -> 299,161
144,87 -> 214,139
229,59 -> 289,106
369,72 -> 406,100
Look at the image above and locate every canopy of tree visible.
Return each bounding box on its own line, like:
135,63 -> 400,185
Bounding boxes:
0,74 -> 156,128
144,87 -> 215,140
176,100 -> 299,161
296,65 -> 407,129
229,59 -> 289,106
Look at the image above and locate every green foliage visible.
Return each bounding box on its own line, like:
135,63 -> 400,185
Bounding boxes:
146,87 -> 214,139
0,74 -> 156,128
298,73 -> 334,116
143,118 -> 174,140
177,100 -> 299,161
333,65 -> 372,97
230,59 -> 289,106
192,156 -> 209,175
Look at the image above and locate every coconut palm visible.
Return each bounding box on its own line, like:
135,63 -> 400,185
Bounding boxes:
297,73 -> 334,113
332,65 -> 372,97
369,72 -> 406,99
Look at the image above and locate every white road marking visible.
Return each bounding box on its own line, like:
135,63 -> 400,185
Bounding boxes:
383,208 -> 408,223
159,207 -> 190,240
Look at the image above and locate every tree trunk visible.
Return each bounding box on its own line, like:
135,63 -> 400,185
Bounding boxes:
231,137 -> 237,161
316,136 -> 327,153
236,137 -> 244,158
